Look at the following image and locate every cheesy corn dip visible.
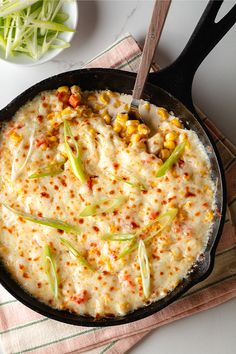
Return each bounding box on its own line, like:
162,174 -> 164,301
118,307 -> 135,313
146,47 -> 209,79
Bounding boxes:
0,86 -> 216,318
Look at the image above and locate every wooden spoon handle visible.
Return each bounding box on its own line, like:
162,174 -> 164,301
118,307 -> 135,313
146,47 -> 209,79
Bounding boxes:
132,0 -> 171,100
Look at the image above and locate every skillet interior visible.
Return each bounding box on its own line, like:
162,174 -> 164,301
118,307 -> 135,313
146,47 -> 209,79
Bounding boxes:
0,68 -> 226,326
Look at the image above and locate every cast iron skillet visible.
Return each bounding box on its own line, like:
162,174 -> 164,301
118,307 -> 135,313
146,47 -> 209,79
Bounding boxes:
0,1 -> 235,326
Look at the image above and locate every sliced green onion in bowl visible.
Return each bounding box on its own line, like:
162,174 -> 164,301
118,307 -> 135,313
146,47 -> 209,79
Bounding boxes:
60,237 -> 94,271
79,196 -> 127,217
2,203 -> 81,235
64,120 -> 87,183
138,240 -> 150,298
0,0 -> 77,63
43,244 -> 59,299
101,233 -> 135,241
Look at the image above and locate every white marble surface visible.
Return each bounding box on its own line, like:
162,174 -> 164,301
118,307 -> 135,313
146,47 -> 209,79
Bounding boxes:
0,1 -> 236,353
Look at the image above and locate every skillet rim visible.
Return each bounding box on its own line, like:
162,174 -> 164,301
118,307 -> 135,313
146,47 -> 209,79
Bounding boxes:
0,68 -> 227,326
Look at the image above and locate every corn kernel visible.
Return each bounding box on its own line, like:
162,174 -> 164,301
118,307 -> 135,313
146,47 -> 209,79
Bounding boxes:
138,124 -> 150,136
205,210 -> 214,222
40,143 -> 47,151
165,132 -> 178,141
113,100 -> 121,108
88,128 -> 96,135
113,122 -> 122,133
48,136 -> 58,142
124,103 -> 129,111
130,133 -> 141,143
94,103 -> 104,111
144,102 -> 150,111
47,112 -> 56,120
164,140 -> 176,150
157,107 -> 169,120
171,118 -> 183,128
57,86 -> 70,93
9,131 -> 22,142
99,92 -> 110,105
126,125 -> 137,135
70,85 -> 81,96
87,93 -> 97,101
103,114 -> 111,124
106,90 -> 118,97
116,113 -> 128,125
126,120 -> 139,127
160,148 -> 170,160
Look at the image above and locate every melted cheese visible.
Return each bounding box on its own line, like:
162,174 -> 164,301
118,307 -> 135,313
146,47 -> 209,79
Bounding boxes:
0,89 -> 216,317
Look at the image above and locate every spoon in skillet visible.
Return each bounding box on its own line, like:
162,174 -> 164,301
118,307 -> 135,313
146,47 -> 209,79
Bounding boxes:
128,0 -> 171,121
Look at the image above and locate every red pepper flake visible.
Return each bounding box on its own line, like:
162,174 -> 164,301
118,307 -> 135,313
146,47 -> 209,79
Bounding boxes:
38,212 -> 43,217
54,185 -> 59,191
79,218 -> 84,224
57,229 -> 64,234
178,159 -> 185,168
102,270 -> 109,275
93,226 -> 100,232
149,211 -> 160,220
43,103 -> 48,108
113,210 -> 118,216
37,115 -> 44,123
157,188 -> 162,193
160,272 -> 164,276
109,286 -> 114,291
109,190 -> 115,195
97,275 -> 102,280
195,211 -> 201,216
70,290 -> 89,305
167,196 -> 176,203
41,95 -> 45,101
79,194 -> 85,202
161,200 -> 167,205
23,272 -> 29,279
37,282 -> 42,288
185,187 -> 196,198
131,221 -> 139,229
19,264 -> 25,270
40,192 -> 50,198
113,162 -> 119,170
203,202 -> 209,207
141,190 -> 148,195
87,177 -> 93,191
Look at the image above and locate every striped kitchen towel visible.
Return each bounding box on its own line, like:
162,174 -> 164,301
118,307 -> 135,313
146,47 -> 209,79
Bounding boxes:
0,34 -> 235,354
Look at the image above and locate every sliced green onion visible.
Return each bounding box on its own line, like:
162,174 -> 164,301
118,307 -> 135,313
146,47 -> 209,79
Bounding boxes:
0,0 -> 39,17
110,173 -> 147,191
156,141 -> 186,177
29,163 -> 64,179
60,237 -> 94,271
117,238 -> 138,259
79,196 -> 127,217
144,208 -> 178,243
118,208 -> 178,259
2,203 -> 81,235
101,233 -> 135,241
43,244 -> 59,299
138,240 -> 150,298
64,120 -> 87,183
30,19 -> 74,32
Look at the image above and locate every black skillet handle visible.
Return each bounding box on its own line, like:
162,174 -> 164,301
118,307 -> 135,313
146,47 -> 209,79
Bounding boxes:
148,0 -> 236,112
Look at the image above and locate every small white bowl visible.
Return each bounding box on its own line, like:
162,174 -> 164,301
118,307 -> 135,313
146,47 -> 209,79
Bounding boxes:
0,0 -> 78,66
